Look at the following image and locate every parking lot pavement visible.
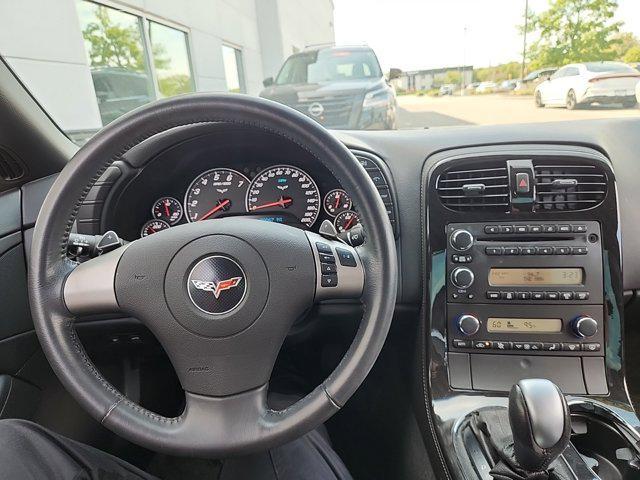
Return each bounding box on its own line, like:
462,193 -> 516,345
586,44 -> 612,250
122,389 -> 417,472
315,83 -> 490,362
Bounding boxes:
397,93 -> 640,129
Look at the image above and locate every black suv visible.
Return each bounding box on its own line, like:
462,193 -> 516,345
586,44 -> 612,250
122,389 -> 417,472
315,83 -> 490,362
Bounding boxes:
260,45 -> 397,130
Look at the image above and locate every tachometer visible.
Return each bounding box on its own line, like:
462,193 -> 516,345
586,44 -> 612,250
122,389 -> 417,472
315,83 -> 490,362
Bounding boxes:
184,168 -> 250,222
246,165 -> 320,228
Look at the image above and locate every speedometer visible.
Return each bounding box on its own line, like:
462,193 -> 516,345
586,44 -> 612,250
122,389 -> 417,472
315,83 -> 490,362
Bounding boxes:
184,168 -> 249,222
246,165 -> 320,228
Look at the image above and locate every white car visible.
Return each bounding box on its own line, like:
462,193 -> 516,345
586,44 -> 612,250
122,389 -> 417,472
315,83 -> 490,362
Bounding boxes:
475,81 -> 497,93
535,62 -> 640,109
636,79 -> 640,104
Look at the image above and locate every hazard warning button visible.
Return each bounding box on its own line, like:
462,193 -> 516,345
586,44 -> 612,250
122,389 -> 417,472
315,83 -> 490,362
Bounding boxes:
515,172 -> 530,194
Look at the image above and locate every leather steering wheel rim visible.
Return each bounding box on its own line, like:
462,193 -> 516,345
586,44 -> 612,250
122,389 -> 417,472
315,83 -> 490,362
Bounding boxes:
28,93 -> 397,457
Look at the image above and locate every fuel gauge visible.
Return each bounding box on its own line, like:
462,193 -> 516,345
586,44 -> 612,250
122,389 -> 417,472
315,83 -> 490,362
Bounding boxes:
152,197 -> 183,225
323,189 -> 352,216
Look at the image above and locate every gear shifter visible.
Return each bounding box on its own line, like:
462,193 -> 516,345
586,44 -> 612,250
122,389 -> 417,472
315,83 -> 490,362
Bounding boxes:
509,379 -> 572,473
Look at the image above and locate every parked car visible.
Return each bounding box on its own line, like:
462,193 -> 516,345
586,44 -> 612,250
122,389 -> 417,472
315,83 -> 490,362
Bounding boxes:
636,80 -> 640,104
498,79 -> 518,91
535,62 -> 640,109
514,67 -> 557,91
439,84 -> 455,96
90,68 -> 154,125
260,45 -> 397,130
465,82 -> 480,92
475,81 -> 497,93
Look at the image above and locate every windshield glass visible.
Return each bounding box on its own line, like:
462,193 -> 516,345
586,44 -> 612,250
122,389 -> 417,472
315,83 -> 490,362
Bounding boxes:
0,0 -> 639,143
276,49 -> 382,85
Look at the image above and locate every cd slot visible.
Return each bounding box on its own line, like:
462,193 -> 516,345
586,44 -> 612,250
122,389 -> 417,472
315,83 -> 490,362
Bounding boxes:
477,235 -> 574,242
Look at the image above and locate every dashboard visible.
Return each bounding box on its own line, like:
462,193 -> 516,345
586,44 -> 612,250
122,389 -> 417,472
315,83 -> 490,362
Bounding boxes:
90,128 -> 397,241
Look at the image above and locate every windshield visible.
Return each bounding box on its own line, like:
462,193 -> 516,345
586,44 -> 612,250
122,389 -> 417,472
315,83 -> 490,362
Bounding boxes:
0,0 -> 639,143
276,49 -> 382,85
585,62 -> 636,72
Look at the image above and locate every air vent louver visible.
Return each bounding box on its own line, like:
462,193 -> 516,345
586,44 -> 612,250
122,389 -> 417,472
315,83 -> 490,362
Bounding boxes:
0,146 -> 26,181
437,163 -> 509,211
534,163 -> 607,211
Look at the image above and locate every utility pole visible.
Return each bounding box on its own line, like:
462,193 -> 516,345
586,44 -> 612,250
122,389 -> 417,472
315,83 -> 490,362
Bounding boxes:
461,25 -> 468,96
521,0 -> 529,81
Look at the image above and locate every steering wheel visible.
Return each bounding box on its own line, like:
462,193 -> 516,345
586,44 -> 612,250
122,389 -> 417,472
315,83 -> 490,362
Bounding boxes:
28,94 -> 397,457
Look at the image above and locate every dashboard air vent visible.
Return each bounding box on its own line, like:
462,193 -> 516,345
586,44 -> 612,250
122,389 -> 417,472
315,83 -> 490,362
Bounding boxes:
534,163 -> 607,211
0,146 -> 26,181
436,163 -> 509,211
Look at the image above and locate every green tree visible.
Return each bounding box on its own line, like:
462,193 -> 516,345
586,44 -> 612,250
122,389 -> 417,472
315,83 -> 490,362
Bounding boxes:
444,70 -> 461,85
608,32 -> 640,59
527,0 -> 622,69
81,4 -> 169,72
623,46 -> 640,63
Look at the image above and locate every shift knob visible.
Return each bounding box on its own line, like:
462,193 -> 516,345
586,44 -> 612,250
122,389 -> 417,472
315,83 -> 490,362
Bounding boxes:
508,379 -> 571,472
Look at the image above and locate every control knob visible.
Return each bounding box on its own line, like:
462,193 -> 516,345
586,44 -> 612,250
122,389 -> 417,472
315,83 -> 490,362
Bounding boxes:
450,229 -> 474,252
451,267 -> 475,289
458,315 -> 480,336
572,316 -> 598,338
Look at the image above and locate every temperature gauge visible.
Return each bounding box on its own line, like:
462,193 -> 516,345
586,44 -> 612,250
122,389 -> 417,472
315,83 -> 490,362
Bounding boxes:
152,197 -> 183,225
334,210 -> 360,233
140,219 -> 170,237
323,189 -> 352,216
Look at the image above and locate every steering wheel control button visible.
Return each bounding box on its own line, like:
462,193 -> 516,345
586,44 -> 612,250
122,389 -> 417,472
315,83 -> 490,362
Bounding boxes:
336,247 -> 357,267
457,315 -> 480,336
315,242 -> 332,255
450,229 -> 474,251
187,255 -> 247,315
320,262 -> 337,274
572,316 -> 598,338
321,274 -> 338,288
319,253 -> 335,264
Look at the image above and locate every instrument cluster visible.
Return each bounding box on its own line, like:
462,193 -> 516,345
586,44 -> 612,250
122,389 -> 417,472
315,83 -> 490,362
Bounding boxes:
139,164 -> 360,238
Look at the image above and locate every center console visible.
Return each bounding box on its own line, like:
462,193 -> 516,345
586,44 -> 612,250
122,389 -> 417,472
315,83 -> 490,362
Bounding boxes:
445,220 -> 607,395
419,144 -> 640,480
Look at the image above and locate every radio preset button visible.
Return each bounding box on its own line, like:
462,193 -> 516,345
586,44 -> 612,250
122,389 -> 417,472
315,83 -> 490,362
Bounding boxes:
572,247 -> 588,255
520,246 -> 536,255
457,315 -> 481,336
499,225 -> 514,234
504,247 -> 519,255
558,225 -> 572,233
536,246 -> 553,255
554,246 -> 571,255
485,225 -> 500,234
485,247 -> 503,256
450,229 -> 474,251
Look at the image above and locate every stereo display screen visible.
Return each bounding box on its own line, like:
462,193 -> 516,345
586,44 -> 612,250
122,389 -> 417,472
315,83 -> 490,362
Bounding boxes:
488,268 -> 583,286
487,318 -> 563,333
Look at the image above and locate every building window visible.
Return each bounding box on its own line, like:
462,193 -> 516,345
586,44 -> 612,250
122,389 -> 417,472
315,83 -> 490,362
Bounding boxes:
148,21 -> 194,97
222,44 -> 246,93
77,1 -> 194,126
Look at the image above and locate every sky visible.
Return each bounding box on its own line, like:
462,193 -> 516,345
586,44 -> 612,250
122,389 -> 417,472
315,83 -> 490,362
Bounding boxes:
333,0 -> 640,72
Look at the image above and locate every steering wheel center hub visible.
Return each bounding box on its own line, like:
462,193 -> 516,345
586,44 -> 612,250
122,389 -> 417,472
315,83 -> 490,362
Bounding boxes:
164,233 -> 269,338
